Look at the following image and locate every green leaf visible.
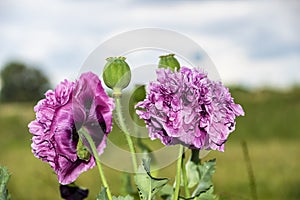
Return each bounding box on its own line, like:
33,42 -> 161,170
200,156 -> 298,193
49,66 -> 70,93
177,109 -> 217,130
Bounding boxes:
0,166 -> 11,200
185,160 -> 200,188
196,187 -> 218,200
96,187 -> 108,200
134,158 -> 169,200
192,159 -> 216,196
195,192 -> 218,200
158,184 -> 173,200
112,195 -> 134,200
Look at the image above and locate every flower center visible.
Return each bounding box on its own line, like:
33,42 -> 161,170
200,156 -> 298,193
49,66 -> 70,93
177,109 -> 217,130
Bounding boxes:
72,126 -> 91,161
76,136 -> 91,161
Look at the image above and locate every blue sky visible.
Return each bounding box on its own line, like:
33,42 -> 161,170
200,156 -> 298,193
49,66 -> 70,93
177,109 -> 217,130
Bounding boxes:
0,0 -> 299,89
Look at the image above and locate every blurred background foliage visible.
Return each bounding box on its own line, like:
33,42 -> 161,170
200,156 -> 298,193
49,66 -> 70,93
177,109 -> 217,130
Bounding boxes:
0,61 -> 50,102
0,61 -> 299,199
1,1 -> 299,199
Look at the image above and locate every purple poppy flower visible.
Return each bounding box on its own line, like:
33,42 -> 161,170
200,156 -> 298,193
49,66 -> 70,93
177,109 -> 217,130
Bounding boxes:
28,72 -> 114,184
136,67 -> 244,151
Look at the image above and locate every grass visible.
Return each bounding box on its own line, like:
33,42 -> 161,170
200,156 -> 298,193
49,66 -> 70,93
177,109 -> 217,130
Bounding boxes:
0,87 -> 300,200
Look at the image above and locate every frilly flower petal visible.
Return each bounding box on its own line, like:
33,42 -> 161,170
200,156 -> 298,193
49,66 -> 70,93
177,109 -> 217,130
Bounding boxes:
28,72 -> 114,184
136,67 -> 244,151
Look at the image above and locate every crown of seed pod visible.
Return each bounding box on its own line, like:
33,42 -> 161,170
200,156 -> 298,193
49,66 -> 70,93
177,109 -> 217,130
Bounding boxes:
103,56 -> 131,96
158,54 -> 180,72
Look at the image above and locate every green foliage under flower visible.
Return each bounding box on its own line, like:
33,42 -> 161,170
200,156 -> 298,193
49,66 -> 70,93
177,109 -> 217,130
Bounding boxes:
23,53 -> 244,199
1,88 -> 299,199
97,188 -> 134,200
134,158 -> 169,199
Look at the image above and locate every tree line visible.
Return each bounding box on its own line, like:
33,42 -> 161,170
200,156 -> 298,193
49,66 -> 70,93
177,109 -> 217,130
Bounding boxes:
0,61 -> 50,102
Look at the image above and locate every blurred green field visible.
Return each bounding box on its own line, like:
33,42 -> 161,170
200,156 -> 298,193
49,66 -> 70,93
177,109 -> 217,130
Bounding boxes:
0,87 -> 300,200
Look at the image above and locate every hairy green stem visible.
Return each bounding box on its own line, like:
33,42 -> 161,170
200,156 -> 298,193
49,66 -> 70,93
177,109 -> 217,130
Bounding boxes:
114,96 -> 138,172
181,149 -> 190,197
174,145 -> 184,200
78,129 -> 112,200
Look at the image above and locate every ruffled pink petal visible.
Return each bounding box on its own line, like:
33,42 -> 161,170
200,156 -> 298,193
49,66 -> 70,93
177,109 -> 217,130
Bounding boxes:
28,72 -> 114,184
136,67 -> 244,151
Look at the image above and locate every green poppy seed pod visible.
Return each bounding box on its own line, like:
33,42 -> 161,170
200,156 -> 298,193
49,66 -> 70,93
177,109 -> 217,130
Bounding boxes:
103,56 -> 131,96
158,54 -> 180,72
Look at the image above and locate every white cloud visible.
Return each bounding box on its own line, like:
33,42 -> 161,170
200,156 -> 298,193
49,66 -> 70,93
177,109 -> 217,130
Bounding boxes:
0,0 -> 299,88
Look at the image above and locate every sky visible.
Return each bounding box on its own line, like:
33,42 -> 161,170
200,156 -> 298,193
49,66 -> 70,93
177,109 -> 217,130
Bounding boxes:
0,0 -> 299,89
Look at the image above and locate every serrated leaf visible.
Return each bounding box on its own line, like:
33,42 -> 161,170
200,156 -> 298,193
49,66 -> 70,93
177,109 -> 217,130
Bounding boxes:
158,184 -> 173,200
185,160 -> 200,188
182,187 -> 218,200
192,159 -> 216,196
196,192 -> 218,200
142,157 -> 152,173
0,166 -> 11,200
134,158 -> 169,200
96,187 -> 108,200
112,195 -> 134,200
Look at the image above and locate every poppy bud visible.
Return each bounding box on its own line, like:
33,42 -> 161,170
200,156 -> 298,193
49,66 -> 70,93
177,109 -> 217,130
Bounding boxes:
158,54 -> 180,72
103,57 -> 131,96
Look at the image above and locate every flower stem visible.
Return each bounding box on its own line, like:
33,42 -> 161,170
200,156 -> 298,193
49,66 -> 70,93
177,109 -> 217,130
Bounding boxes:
78,129 -> 113,200
174,145 -> 184,200
181,149 -> 190,197
114,96 -> 138,172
